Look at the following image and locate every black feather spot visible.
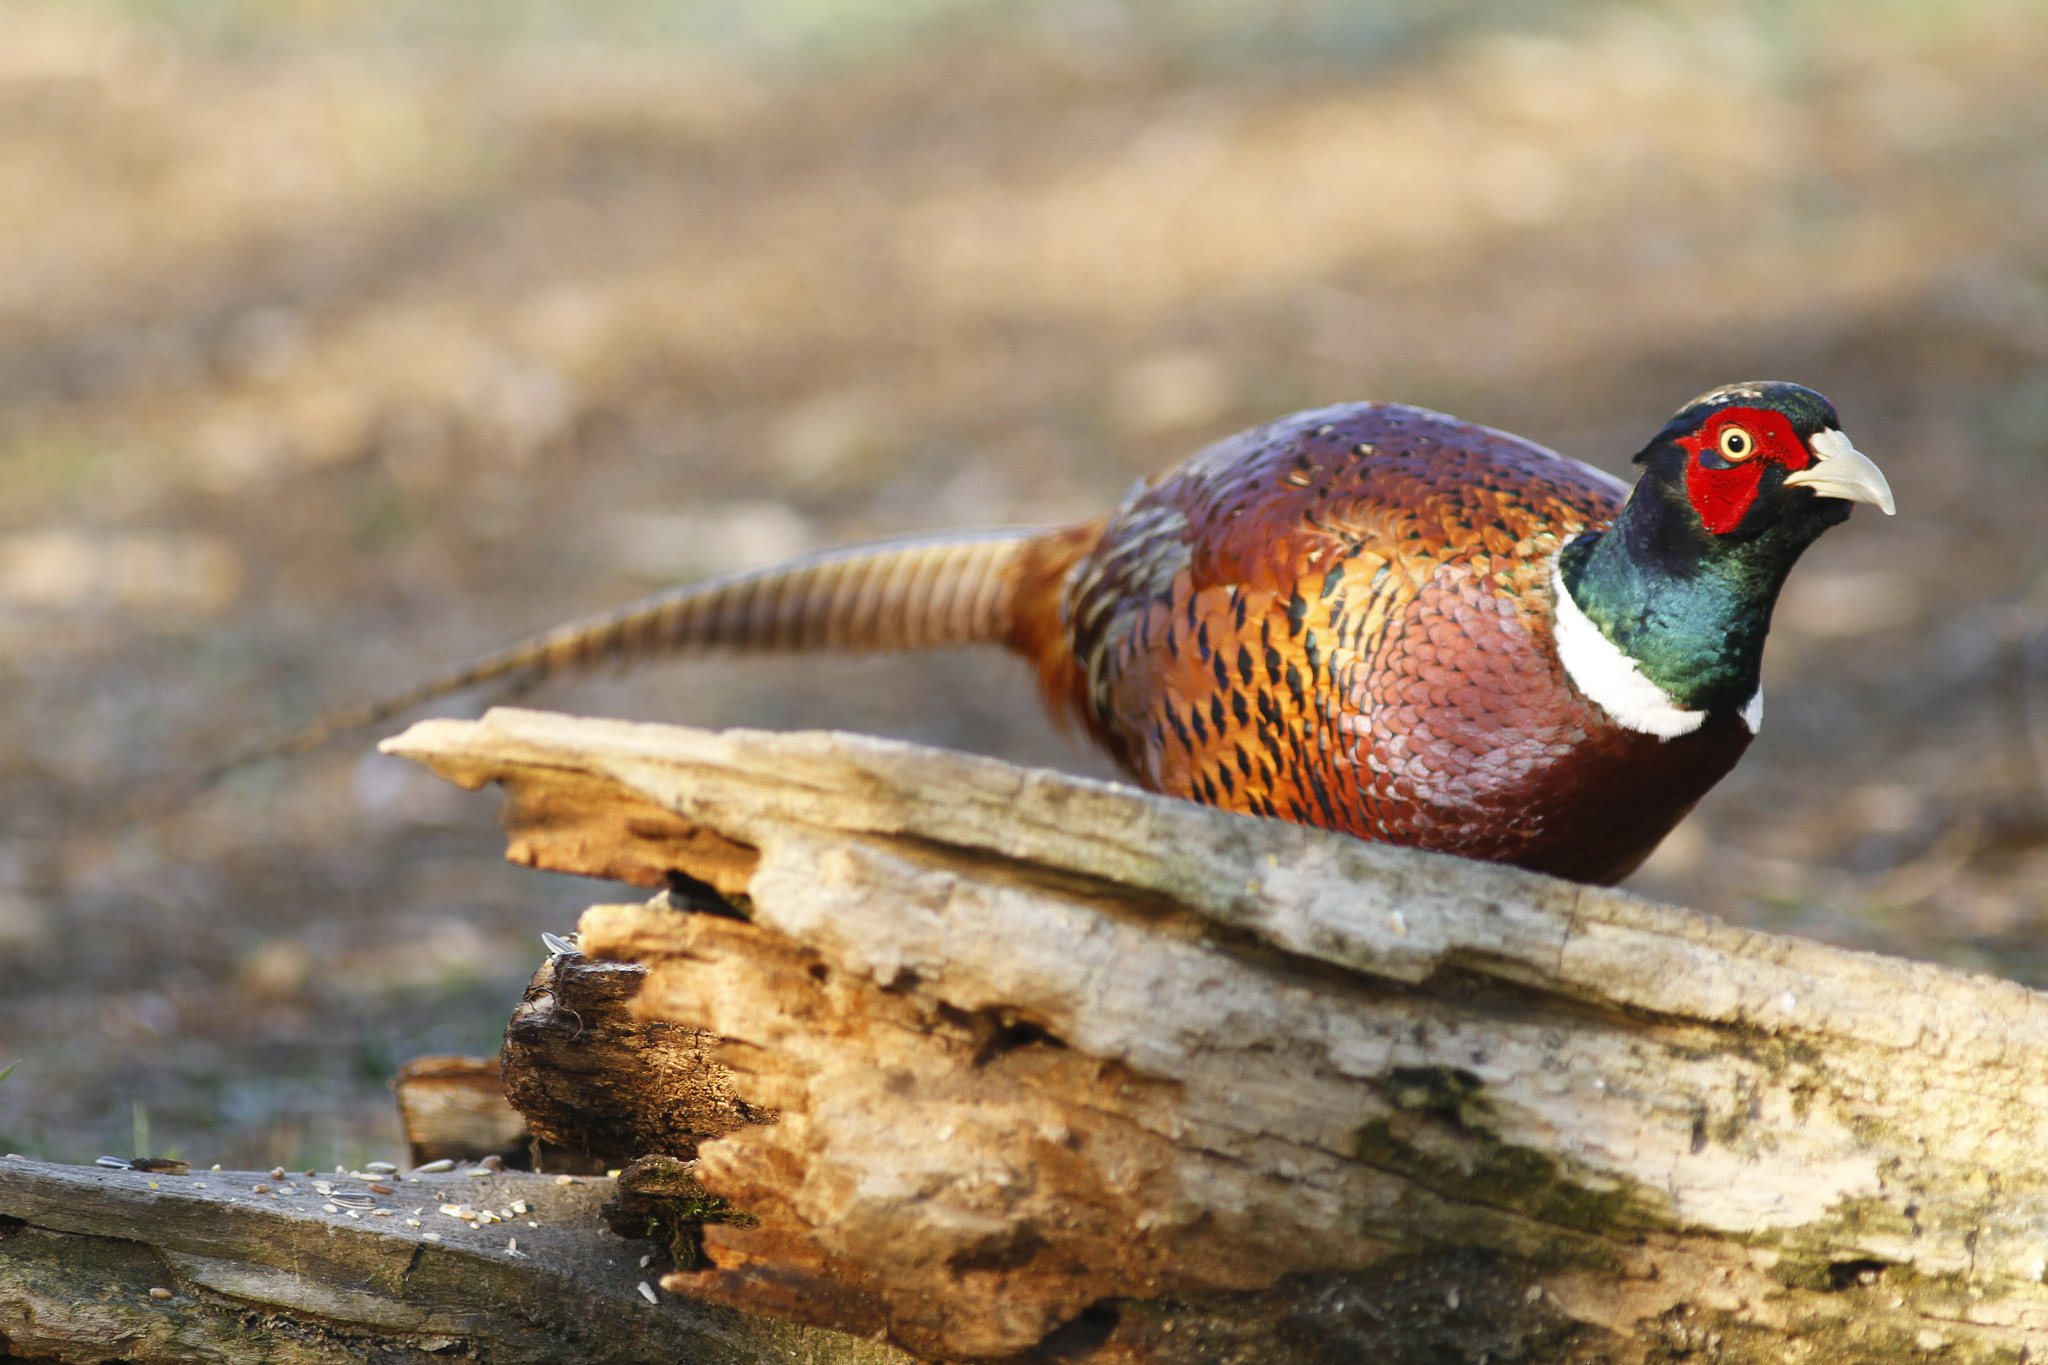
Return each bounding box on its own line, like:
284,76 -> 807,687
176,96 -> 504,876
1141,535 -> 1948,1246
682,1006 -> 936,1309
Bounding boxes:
1237,645 -> 1255,685
1307,768 -> 1339,825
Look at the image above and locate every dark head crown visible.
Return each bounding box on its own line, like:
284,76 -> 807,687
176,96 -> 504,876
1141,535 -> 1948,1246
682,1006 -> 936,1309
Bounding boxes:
1632,381 -> 1840,465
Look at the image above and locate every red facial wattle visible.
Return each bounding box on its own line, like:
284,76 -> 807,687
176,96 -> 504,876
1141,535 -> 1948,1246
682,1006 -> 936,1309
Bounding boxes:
1677,407 -> 1812,535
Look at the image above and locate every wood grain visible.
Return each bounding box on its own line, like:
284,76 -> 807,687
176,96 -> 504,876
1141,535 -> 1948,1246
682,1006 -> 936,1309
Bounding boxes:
379,707 -> 2048,1363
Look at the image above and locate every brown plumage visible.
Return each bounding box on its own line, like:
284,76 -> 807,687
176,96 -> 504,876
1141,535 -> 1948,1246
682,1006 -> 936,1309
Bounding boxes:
244,387 -> 1892,885
1031,403 -> 1743,885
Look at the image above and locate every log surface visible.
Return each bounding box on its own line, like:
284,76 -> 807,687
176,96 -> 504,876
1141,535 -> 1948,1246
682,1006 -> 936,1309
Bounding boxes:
380,707 -> 2048,1364
0,1155 -> 910,1364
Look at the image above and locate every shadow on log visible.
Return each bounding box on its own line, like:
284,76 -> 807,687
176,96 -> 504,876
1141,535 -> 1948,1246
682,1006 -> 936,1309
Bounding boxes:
370,707 -> 2048,1365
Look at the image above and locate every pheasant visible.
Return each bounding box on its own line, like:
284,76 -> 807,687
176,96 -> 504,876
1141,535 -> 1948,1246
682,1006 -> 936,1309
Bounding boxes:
251,380 -> 1891,885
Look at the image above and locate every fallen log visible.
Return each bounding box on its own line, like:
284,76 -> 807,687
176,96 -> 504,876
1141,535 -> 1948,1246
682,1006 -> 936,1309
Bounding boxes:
0,1155 -> 911,1364
375,707 -> 2048,1365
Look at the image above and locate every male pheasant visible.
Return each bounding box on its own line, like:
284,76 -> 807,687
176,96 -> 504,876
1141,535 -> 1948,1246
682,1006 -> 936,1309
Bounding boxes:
260,380 -> 1891,885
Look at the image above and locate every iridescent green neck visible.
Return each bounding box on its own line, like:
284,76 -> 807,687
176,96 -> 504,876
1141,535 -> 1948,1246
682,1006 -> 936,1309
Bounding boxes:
1556,487 -> 1808,716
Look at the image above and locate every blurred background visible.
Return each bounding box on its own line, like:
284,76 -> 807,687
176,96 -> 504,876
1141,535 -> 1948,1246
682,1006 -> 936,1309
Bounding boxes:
0,0 -> 2044,1169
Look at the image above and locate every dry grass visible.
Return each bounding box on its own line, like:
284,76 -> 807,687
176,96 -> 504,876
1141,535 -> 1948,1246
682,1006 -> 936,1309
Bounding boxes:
1,0 -> 2046,1165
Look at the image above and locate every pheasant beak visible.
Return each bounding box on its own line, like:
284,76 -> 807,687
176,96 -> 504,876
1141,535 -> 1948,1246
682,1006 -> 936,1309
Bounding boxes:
1785,428 -> 1896,515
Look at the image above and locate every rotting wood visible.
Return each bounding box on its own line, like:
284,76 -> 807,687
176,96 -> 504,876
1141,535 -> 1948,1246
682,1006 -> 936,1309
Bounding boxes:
391,1054 -> 532,1169
0,1155 -> 913,1365
502,949 -> 773,1169
381,707 -> 2048,1365
392,1053 -> 612,1174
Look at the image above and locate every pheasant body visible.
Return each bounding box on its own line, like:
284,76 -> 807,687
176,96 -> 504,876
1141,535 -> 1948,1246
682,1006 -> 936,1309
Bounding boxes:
1028,402 -> 1753,884
251,382 -> 1892,886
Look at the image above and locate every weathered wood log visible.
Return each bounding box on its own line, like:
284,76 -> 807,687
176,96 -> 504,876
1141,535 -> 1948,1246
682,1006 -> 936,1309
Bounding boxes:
383,707 -> 2048,1365
0,1154 -> 913,1364
392,1053 -> 615,1175
391,1055 -> 534,1168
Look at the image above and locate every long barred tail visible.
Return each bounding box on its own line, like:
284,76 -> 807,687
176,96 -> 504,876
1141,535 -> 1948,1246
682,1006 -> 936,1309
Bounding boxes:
216,530 -> 1045,777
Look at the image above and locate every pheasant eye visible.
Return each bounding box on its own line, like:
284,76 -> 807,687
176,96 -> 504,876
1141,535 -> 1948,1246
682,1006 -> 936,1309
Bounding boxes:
1716,426 -> 1756,462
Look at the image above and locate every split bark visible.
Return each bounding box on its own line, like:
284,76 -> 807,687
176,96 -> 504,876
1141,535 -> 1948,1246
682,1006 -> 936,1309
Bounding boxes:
376,706 -> 2048,1365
